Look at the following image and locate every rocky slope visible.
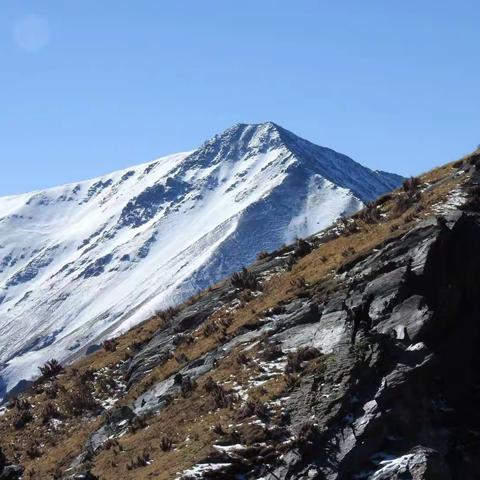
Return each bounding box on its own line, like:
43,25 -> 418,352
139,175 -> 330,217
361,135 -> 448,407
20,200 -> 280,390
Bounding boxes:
0,122 -> 401,398
1,152 -> 478,480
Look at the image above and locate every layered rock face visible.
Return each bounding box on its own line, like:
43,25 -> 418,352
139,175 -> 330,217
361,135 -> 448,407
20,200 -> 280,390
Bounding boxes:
68,196 -> 480,477
275,210 -> 480,480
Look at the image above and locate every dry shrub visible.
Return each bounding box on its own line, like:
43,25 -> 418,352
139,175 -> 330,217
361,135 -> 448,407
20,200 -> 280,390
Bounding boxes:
156,306 -> 179,325
238,400 -> 270,421
341,246 -> 356,258
26,441 -> 42,459
160,436 -> 173,452
212,423 -> 225,435
231,267 -> 260,291
235,352 -> 250,366
13,410 -> 33,430
285,346 -> 321,373
375,193 -> 392,206
358,202 -> 381,224
391,193 -> 414,217
180,376 -> 197,398
338,217 -> 360,235
8,397 -> 31,410
262,343 -> 283,361
102,338 -> 118,352
41,401 -> 61,424
127,451 -> 150,470
172,333 -> 194,347
284,373 -> 299,392
256,250 -> 270,260
402,176 -> 420,195
38,359 -> 63,380
128,415 -> 148,434
204,377 -> 237,409
293,238 -> 312,258
63,381 -> 100,416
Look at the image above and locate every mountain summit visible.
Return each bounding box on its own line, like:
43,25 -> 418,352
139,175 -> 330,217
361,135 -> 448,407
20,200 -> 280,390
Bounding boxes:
0,122 -> 401,396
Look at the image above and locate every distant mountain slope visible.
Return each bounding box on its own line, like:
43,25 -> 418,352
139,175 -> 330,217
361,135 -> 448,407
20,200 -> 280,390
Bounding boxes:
0,122 -> 401,396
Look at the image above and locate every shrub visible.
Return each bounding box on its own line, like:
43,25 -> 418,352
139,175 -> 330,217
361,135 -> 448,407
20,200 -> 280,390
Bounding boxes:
391,193 -> 414,217
175,352 -> 189,364
235,352 -> 250,366
79,368 -> 96,384
238,400 -> 270,421
41,401 -> 60,424
256,250 -> 270,260
374,193 -> 392,206
204,377 -> 236,409
452,159 -> 464,169
262,343 -> 283,361
402,176 -> 420,196
290,276 -> 306,289
103,438 -> 121,451
45,382 -> 62,399
160,436 -> 173,452
127,451 -> 150,470
13,410 -> 33,430
172,333 -> 194,346
38,359 -> 63,379
102,338 -> 118,352
338,217 -> 359,235
156,306 -> 179,325
293,238 -> 312,258
358,202 -> 381,224
128,415 -> 148,434
26,442 -> 42,459
97,376 -> 117,394
285,346 -> 321,373
341,247 -> 356,258
212,423 -> 225,435
180,376 -> 197,398
230,267 -> 260,291
201,322 -> 219,337
8,397 -> 31,411
284,373 -> 299,392
63,381 -> 100,416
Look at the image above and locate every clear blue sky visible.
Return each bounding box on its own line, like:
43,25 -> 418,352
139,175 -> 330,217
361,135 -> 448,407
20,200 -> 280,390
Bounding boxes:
1,1 -> 479,195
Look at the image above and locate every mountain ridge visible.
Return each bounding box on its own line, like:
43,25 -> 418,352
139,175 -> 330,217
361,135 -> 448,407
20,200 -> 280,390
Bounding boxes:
0,122 -> 401,397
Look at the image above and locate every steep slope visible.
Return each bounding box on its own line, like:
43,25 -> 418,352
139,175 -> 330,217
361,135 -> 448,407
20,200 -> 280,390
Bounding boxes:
0,152 -> 478,480
0,122 -> 401,397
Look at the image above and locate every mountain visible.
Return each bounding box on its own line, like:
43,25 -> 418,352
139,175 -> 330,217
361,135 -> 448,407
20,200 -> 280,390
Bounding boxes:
0,152 -> 478,480
0,122 -> 401,397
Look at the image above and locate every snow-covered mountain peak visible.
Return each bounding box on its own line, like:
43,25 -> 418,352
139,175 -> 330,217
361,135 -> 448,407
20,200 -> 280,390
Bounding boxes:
0,123 -> 402,398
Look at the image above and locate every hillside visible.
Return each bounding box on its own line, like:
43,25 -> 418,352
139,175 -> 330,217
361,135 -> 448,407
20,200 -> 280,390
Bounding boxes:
1,152 -> 479,480
0,122 -> 401,399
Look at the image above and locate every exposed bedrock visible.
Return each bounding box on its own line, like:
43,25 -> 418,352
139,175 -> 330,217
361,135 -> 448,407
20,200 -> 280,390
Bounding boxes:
267,212 -> 480,479
67,212 -> 480,479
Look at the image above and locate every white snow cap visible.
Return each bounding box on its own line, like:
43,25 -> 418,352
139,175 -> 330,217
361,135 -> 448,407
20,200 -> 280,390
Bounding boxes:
0,122 -> 401,397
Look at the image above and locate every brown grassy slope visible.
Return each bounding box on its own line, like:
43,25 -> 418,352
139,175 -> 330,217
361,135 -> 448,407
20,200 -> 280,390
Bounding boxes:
0,155 -> 474,479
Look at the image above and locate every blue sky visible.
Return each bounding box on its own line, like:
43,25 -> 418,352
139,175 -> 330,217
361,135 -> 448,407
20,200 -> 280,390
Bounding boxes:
1,1 -> 479,195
